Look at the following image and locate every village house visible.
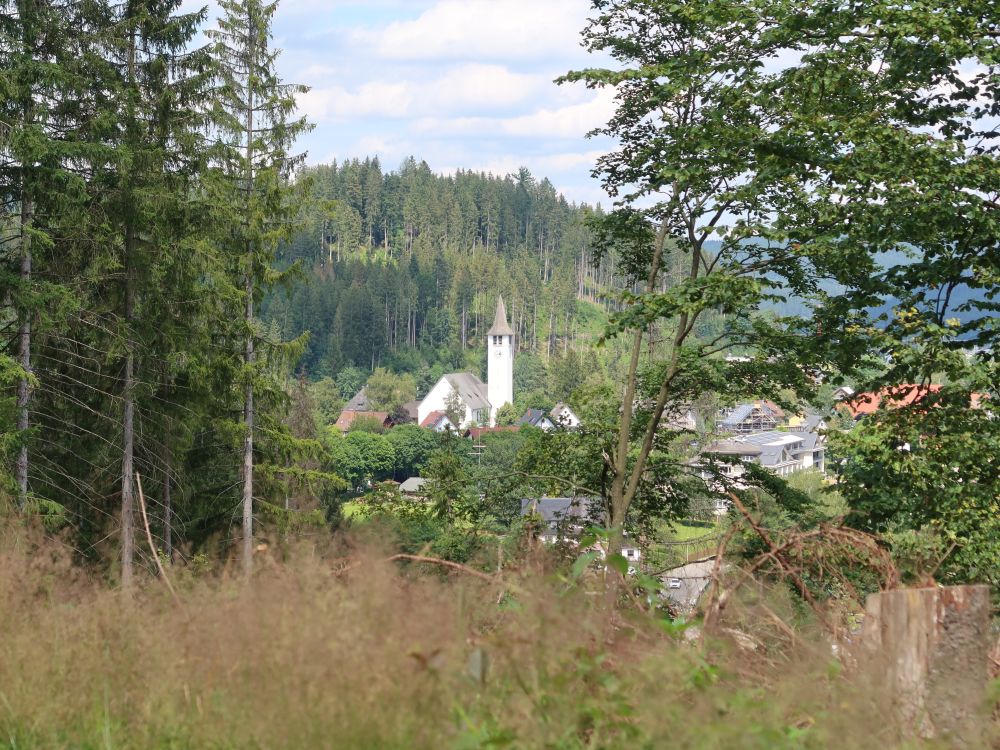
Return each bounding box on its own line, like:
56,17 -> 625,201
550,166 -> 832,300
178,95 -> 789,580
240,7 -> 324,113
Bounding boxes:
419,411 -> 457,433
520,497 -> 642,563
844,384 -> 988,421
519,408 -> 555,430
698,413 -> 827,484
550,402 -> 581,428
717,400 -> 786,434
399,477 -> 428,498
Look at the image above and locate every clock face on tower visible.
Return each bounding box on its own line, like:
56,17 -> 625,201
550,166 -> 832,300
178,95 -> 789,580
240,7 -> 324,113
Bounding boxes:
495,349 -> 503,357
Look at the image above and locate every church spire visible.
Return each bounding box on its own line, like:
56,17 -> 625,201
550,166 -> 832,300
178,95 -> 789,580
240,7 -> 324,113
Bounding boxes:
487,295 -> 514,337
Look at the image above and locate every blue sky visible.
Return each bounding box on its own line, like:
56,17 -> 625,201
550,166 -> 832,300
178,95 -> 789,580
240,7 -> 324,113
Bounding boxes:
209,0 -> 616,207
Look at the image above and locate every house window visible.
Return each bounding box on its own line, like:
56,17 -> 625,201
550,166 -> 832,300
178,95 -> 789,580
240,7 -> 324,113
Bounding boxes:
492,335 -> 502,346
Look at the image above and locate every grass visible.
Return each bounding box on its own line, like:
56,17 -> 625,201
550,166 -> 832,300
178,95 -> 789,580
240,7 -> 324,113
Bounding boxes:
668,521 -> 719,543
0,527 -> 994,749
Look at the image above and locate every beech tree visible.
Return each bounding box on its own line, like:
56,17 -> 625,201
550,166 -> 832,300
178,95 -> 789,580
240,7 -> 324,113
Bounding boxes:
562,0 -> 1000,557
561,0 -> 830,555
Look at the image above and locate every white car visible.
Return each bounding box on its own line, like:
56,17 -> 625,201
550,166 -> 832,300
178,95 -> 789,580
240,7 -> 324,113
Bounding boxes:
667,578 -> 682,589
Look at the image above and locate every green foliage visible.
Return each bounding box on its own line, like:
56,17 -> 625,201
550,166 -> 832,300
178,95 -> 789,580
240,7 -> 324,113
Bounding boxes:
335,366 -> 367,401
424,431 -> 476,521
512,353 -> 548,394
309,377 -> 343,426
385,424 -> 438,480
344,431 -> 395,484
835,382 -> 1000,586
347,415 -> 387,434
443,387 -> 466,429
493,402 -> 520,427
262,161 -> 612,379
364,367 -> 416,412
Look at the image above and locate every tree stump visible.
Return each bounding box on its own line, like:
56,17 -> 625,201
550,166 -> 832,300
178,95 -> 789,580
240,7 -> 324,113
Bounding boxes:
862,585 -> 991,745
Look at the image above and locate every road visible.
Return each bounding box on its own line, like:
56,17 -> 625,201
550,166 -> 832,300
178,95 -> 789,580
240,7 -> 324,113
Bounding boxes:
659,557 -> 718,611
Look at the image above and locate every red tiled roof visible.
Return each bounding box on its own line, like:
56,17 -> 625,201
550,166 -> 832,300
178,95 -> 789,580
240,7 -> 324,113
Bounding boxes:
845,385 -> 986,419
334,410 -> 391,432
760,399 -> 786,420
419,410 -> 448,428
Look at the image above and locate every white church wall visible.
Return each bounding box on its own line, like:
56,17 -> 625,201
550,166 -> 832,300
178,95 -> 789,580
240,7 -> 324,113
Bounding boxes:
487,333 -> 513,425
417,378 -> 477,428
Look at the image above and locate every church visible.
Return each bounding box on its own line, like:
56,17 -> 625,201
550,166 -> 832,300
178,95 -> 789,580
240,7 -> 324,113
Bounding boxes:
416,296 -> 514,429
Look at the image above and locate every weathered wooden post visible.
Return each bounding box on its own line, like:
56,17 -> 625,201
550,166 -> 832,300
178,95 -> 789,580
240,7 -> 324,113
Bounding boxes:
862,585 -> 991,745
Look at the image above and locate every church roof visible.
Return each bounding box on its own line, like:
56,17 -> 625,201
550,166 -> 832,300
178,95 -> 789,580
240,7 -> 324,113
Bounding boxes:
486,295 -> 514,337
443,372 -> 491,411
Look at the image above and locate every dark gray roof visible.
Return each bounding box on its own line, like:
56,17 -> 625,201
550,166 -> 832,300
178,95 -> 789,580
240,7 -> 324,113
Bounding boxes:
720,403 -> 754,426
344,388 -> 371,412
520,497 -> 601,525
443,372 -> 490,411
486,295 -> 514,337
801,413 -> 826,431
704,440 -> 762,456
519,408 -> 547,426
736,432 -> 803,467
792,430 -> 821,452
399,477 -> 428,493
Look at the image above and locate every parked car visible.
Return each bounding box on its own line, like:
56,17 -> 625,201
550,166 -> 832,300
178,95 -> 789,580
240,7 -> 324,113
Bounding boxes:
668,578 -> 682,589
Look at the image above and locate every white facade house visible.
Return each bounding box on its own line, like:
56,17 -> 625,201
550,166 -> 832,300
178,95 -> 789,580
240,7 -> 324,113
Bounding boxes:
416,296 -> 514,428
550,402 -> 581,428
520,409 -> 556,431
417,374 -> 491,429
486,296 -> 514,425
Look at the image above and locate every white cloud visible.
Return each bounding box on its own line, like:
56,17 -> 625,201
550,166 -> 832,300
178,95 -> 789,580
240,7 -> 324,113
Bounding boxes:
499,89 -> 617,137
355,0 -> 588,61
297,63 -> 549,122
413,88 -> 616,139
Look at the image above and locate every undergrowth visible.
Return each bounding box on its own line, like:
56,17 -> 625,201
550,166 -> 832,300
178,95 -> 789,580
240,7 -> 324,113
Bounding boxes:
0,530 -> 992,749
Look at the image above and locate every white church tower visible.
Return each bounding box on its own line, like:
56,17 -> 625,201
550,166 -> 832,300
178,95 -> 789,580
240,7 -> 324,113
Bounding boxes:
487,295 -> 514,426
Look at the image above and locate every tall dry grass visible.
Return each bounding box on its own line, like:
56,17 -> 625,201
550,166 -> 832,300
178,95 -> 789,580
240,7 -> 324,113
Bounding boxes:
0,530 -> 991,749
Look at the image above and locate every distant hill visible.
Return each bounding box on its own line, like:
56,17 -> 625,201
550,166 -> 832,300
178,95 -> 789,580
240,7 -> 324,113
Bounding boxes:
265,158 -> 613,381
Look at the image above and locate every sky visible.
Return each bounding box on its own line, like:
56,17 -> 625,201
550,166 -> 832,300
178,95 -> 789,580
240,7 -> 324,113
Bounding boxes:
204,0 -> 617,207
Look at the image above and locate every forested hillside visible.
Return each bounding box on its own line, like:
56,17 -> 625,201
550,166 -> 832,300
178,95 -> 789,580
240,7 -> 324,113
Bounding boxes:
263,159 -> 616,380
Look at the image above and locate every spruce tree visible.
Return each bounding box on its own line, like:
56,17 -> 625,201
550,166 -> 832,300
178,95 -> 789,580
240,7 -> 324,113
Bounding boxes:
81,0 -> 207,588
0,0 -> 83,508
206,0 -> 310,577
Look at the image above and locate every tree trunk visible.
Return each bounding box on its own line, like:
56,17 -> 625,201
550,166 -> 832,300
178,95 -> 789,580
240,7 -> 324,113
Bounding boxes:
242,268 -> 254,579
607,221 -> 670,558
15,191 -> 32,507
162,441 -> 172,562
121,232 -> 136,591
242,56 -> 256,579
862,586 -> 991,745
